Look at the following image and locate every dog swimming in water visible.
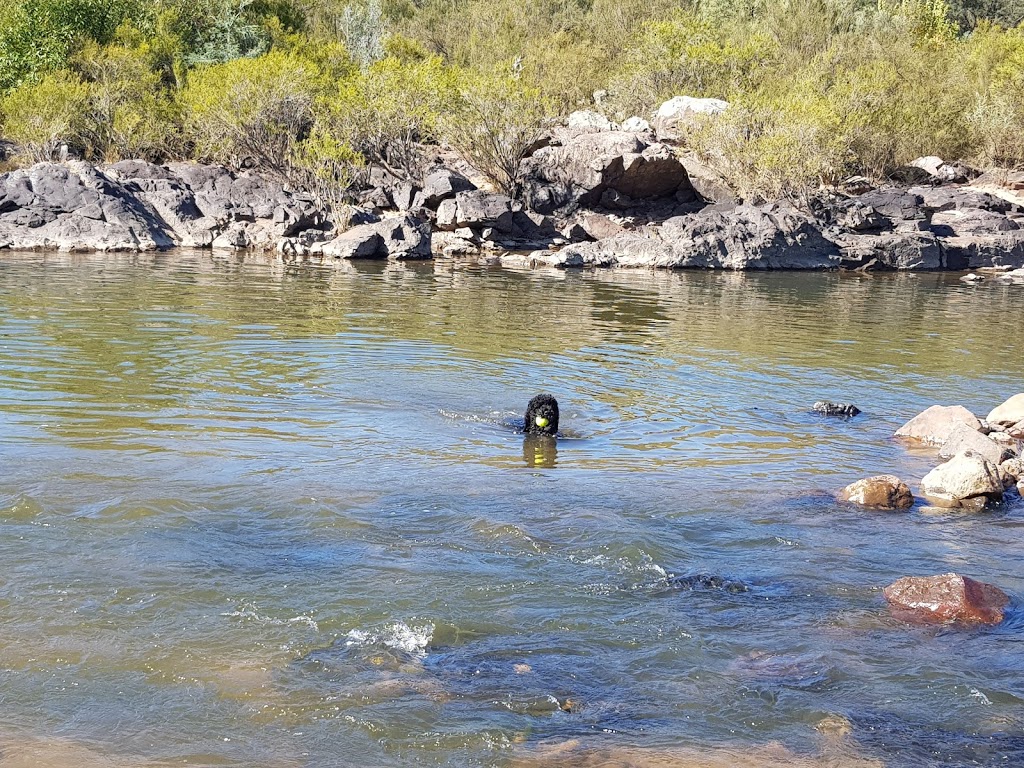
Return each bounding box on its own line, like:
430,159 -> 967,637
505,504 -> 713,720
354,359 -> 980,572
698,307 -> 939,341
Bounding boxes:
524,394 -> 559,436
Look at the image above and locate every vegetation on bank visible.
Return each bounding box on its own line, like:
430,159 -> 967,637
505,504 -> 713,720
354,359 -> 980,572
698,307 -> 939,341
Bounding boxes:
1,0 -> 1024,203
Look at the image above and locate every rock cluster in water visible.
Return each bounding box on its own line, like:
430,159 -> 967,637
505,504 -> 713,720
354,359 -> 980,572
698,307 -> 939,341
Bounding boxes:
4,99 -> 1024,276
835,393 -> 1024,626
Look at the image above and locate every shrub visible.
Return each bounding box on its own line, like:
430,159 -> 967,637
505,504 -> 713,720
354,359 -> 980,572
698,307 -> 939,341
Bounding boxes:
318,55 -> 458,181
179,50 -> 320,171
74,41 -> 179,161
444,70 -> 553,197
0,70 -> 90,162
691,81 -> 849,203
0,0 -> 141,90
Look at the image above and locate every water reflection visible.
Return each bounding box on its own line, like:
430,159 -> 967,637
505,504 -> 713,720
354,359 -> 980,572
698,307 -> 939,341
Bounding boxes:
523,435 -> 558,468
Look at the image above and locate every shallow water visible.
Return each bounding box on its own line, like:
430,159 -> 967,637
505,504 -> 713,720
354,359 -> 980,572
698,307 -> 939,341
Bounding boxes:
0,252 -> 1022,767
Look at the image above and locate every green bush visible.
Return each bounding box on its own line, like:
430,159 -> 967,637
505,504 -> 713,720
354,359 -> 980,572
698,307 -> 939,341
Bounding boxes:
316,55 -> 457,181
0,0 -> 141,90
179,49 -> 320,170
445,70 -> 553,197
74,41 -> 179,161
0,70 -> 90,162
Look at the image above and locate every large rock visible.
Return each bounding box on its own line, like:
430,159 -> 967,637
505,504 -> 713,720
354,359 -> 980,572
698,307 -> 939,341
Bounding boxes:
838,475 -> 913,510
565,110 -> 616,134
937,422 -> 1015,466
0,162 -> 174,251
436,190 -> 517,233
835,231 -> 943,270
883,573 -> 1009,625
894,405 -> 982,445
521,131 -> 695,215
919,450 -> 1005,509
987,393 -> 1024,428
553,203 -> 840,270
653,96 -> 729,140
413,168 -> 476,210
317,214 -> 430,261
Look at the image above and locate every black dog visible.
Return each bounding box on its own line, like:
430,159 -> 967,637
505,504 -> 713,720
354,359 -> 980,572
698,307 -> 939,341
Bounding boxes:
524,394 -> 559,436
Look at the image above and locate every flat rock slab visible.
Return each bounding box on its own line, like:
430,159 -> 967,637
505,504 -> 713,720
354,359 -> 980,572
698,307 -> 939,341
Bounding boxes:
894,405 -> 982,445
838,475 -> 913,510
884,573 -> 1009,625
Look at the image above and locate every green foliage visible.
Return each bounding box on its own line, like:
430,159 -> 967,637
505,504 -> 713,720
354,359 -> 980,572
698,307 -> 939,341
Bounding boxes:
0,0 -> 141,89
180,50 -> 319,170
317,55 -> 458,180
74,41 -> 180,161
444,70 -> 553,197
0,70 -> 90,162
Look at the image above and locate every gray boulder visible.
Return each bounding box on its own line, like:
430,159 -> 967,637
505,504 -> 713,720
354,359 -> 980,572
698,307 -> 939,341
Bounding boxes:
938,423 -> 1015,466
987,394 -> 1024,428
317,214 -> 430,261
551,204 -> 840,270
413,168 -> 476,210
920,451 -> 1005,509
565,110 -> 616,134
521,131 -> 695,215
653,96 -> 729,140
835,231 -> 943,270
0,162 -> 173,251
436,190 -> 517,233
895,405 -> 983,445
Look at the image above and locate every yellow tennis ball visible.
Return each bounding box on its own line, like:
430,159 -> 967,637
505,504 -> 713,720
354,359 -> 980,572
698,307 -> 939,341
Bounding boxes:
535,416 -> 549,428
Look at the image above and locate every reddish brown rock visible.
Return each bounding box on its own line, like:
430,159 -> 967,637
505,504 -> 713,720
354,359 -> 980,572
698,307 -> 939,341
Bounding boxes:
894,405 -> 982,445
838,475 -> 913,510
883,573 -> 1009,625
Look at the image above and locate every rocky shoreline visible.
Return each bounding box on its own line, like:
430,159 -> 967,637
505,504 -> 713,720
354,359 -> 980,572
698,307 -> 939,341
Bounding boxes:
833,392 -> 1024,627
3,108 -> 1024,276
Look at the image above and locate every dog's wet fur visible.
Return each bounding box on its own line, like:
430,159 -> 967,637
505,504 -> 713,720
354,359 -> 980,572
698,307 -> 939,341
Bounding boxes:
524,394 -> 559,436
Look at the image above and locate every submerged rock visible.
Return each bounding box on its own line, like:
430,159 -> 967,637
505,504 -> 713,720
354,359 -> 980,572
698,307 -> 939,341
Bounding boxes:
814,401 -> 861,418
838,475 -> 913,510
669,572 -> 750,593
883,573 -> 1009,625
919,451 -> 1005,509
894,405 -> 983,445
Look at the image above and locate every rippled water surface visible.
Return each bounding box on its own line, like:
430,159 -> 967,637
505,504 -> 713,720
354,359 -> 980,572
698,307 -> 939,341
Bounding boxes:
1,252 -> 1023,767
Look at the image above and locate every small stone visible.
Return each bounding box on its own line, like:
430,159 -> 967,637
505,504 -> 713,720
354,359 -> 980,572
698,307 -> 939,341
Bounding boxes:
883,573 -> 1009,625
1001,457 -> 1024,481
838,475 -> 913,510
513,663 -> 532,675
894,405 -> 982,445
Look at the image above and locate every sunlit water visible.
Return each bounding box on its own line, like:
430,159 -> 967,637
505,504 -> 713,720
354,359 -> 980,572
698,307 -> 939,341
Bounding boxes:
0,252 -> 1022,767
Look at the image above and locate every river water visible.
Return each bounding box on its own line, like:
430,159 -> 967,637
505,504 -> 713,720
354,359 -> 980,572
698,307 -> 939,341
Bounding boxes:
0,252 -> 1022,767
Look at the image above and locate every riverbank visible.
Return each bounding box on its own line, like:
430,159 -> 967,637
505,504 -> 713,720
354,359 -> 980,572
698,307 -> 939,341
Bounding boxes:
3,115 -> 1024,273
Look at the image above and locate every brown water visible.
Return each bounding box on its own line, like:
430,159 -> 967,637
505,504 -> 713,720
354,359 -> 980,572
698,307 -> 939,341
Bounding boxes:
0,251 -> 1022,767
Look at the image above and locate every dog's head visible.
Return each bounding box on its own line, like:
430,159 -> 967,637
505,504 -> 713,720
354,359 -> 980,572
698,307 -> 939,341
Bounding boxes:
524,394 -> 559,436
